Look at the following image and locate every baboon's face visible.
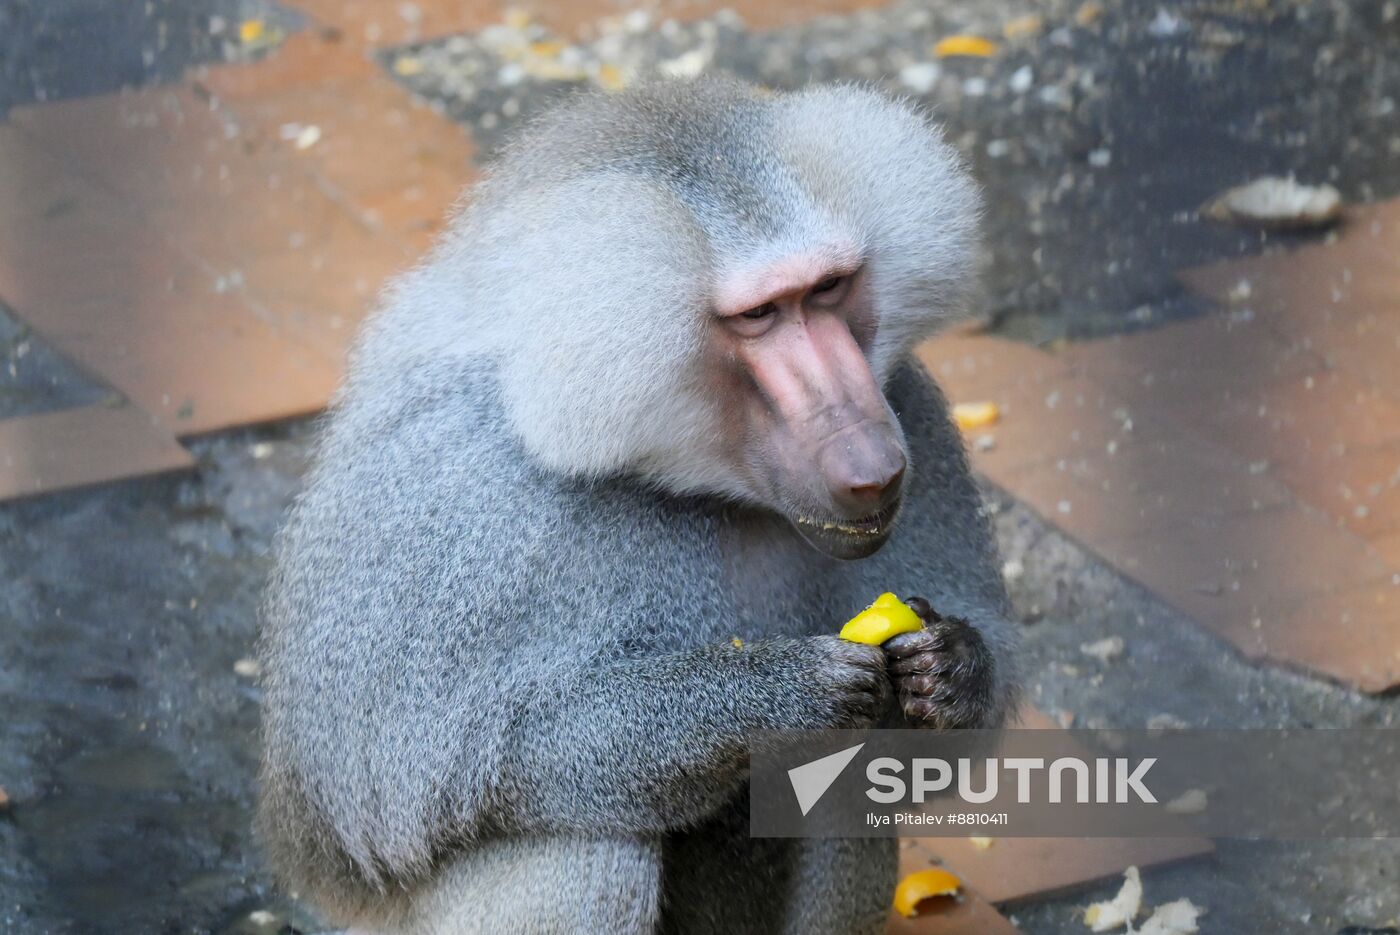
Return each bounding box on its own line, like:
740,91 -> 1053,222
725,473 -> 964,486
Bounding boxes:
709,245 -> 907,561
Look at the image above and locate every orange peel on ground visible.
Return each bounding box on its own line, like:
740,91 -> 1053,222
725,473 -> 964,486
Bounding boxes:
893,868 -> 963,917
952,401 -> 1000,431
933,35 -> 999,58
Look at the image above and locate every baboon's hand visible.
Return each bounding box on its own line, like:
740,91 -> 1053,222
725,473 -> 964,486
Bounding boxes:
883,598 -> 996,730
803,635 -> 891,729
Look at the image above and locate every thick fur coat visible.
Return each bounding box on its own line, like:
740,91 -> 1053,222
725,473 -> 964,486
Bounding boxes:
258,79 -> 1017,935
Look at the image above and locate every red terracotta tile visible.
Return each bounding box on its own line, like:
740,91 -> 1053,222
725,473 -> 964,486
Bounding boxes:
150,170 -> 367,271
923,333 -> 1295,553
1180,206 -> 1400,344
1290,309 -> 1400,405
220,74 -> 476,202
33,291 -> 337,435
966,375 -> 1142,482
4,84 -> 391,379
1061,312 -> 1323,424
0,50 -> 479,472
1094,505 -> 1393,662
0,186 -> 184,311
1264,582 -> 1400,693
194,30 -> 377,100
2,82 -> 429,435
891,817 -> 1021,933
234,220 -> 408,363
916,334 -> 1067,405
1198,370 -> 1400,471
917,335 -> 1132,485
1275,442 -> 1400,538
12,90 -> 361,304
0,202 -> 339,434
10,87 -> 257,211
0,403 -> 193,500
917,836 -> 1213,908
1180,199 -> 1400,406
0,123 -> 118,225
1370,532 -> 1400,569
1007,199 -> 1400,690
357,171 -> 465,256
992,420 -> 1291,545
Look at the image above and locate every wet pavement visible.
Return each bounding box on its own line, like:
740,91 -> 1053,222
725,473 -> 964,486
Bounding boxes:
4,426 -> 1398,934
0,428 -> 314,934
388,0 -> 1400,341
0,0 -> 300,117
2,0 -> 1400,932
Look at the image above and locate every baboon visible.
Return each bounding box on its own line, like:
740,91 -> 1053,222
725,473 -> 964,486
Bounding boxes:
258,78 -> 1017,935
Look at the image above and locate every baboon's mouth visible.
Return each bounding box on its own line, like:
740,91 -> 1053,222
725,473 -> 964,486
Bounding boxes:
795,499 -> 902,537
792,499 -> 902,560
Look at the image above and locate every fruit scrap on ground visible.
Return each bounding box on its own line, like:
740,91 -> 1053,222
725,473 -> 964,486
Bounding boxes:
1084,866 -> 1204,933
952,401 -> 1000,431
1084,866 -> 1142,931
893,868 -> 963,917
934,35 -> 999,58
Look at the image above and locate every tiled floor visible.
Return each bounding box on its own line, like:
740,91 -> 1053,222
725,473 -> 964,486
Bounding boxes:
286,0 -> 890,48
0,402 -> 193,497
922,203 -> 1400,694
0,24 -> 475,447
2,2 -> 1399,931
0,0 -> 887,490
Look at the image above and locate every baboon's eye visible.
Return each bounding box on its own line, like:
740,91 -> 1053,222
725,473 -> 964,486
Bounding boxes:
741,302 -> 778,320
808,273 -> 853,309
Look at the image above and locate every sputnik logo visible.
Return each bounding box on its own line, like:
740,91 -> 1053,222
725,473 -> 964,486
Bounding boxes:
787,743 -> 865,816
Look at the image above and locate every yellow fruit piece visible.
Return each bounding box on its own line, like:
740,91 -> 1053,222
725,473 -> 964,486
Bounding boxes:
839,593 -> 923,645
1076,1 -> 1105,26
528,40 -> 566,58
393,56 -> 425,77
952,401 -> 1000,431
596,63 -> 626,91
1002,14 -> 1044,40
523,59 -> 587,81
239,19 -> 266,43
933,35 -> 998,58
893,868 -> 962,917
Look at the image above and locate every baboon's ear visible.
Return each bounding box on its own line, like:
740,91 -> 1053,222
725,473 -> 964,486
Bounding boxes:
490,174 -> 714,479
